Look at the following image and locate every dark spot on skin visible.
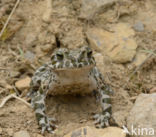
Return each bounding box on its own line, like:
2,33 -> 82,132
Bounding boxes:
39,87 -> 44,94
83,61 -> 88,65
51,55 -> 55,60
36,112 -> 45,122
101,86 -> 110,95
102,104 -> 112,114
87,50 -> 92,58
33,95 -> 43,102
52,60 -> 57,65
102,97 -> 111,104
78,63 -> 83,68
56,53 -> 64,61
37,79 -> 41,84
71,59 -> 77,67
101,85 -> 105,90
39,67 -> 46,72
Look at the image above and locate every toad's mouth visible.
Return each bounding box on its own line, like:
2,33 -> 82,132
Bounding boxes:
52,64 -> 95,72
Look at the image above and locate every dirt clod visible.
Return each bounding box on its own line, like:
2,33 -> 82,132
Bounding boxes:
15,77 -> 31,91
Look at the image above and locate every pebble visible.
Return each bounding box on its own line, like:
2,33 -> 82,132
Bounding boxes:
15,76 -> 31,91
133,21 -> 144,32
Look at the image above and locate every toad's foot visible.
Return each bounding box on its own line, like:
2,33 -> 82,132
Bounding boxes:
93,112 -> 111,128
37,115 -> 57,134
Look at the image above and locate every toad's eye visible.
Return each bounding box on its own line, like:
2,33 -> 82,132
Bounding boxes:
87,50 -> 92,58
56,53 -> 64,60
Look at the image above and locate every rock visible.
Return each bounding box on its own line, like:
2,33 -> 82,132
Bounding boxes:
6,128 -> 14,136
86,23 -> 137,63
13,130 -> 30,137
133,21 -> 144,32
132,52 -> 147,66
127,93 -> 156,137
64,126 -> 126,137
15,77 -> 31,91
80,0 -> 117,19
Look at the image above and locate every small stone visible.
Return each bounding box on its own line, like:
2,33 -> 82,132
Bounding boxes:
15,77 -> 31,91
6,128 -> 14,136
5,84 -> 13,90
133,21 -> 144,32
13,130 -> 30,137
64,126 -> 126,137
132,52 -> 147,66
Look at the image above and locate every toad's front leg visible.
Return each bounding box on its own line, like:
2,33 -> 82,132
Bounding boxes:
92,67 -> 113,128
94,86 -> 112,128
31,87 -> 57,134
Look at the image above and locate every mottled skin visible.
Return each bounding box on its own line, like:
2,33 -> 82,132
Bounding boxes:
28,46 -> 113,134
